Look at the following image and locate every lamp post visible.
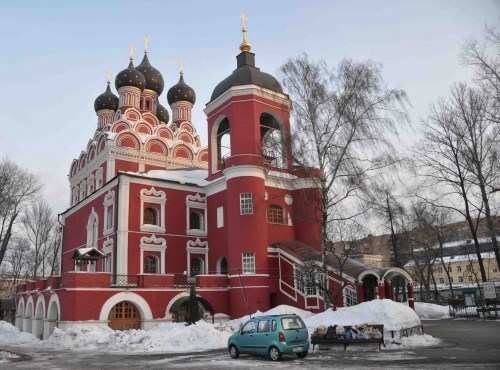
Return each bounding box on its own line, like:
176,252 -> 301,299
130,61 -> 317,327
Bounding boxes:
186,275 -> 199,325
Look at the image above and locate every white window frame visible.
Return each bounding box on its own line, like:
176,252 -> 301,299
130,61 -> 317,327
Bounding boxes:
217,206 -> 224,228
186,238 -> 208,276
140,187 -> 166,233
103,190 -> 115,236
88,173 -> 95,195
72,185 -> 79,205
186,193 -> 207,237
242,252 -> 255,274
102,237 -> 114,273
80,179 -> 87,200
86,208 -> 99,248
240,193 -> 253,215
344,286 -> 358,307
139,234 -> 167,274
95,167 -> 103,190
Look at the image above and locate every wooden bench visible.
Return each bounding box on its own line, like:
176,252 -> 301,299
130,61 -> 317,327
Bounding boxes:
311,324 -> 385,351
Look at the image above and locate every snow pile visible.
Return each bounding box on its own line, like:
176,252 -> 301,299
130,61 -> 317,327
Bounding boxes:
413,302 -> 450,320
47,320 -> 232,352
305,299 -> 420,332
0,300 -> 447,353
0,321 -> 40,345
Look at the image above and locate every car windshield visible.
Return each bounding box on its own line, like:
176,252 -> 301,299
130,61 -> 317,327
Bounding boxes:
281,317 -> 305,330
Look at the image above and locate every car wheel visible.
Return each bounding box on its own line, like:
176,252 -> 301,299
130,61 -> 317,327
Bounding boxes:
296,351 -> 308,359
229,345 -> 239,359
268,346 -> 282,361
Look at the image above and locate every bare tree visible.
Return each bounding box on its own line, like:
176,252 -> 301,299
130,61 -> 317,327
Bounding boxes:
21,199 -> 55,279
278,54 -> 409,309
1,236 -> 34,285
413,95 -> 488,281
0,157 -> 41,268
46,223 -> 62,276
327,219 -> 365,309
365,178 -> 409,300
461,22 -> 500,123
451,83 -> 500,272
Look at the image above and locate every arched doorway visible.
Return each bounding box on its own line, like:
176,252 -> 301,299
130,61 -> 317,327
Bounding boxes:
362,275 -> 378,302
23,300 -> 33,333
33,300 -> 44,339
108,301 -> 141,330
46,300 -> 59,338
16,301 -> 24,331
169,296 -> 214,323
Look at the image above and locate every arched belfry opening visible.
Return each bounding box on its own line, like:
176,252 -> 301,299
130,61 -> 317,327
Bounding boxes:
260,112 -> 286,169
214,117 -> 231,171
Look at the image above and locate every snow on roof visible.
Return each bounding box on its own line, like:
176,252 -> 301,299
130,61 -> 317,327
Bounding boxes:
127,168 -> 209,187
436,251 -> 496,264
414,236 -> 499,253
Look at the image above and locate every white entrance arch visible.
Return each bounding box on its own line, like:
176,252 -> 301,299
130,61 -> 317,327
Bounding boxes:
33,297 -> 46,339
45,294 -> 61,339
23,296 -> 34,333
99,292 -> 153,329
16,299 -> 25,331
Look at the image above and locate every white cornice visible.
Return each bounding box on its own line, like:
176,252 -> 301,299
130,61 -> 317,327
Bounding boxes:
205,176 -> 227,196
222,165 -> 266,181
62,177 -> 119,218
205,85 -> 291,117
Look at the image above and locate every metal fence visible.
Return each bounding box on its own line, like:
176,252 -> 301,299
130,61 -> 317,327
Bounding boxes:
110,275 -> 138,287
387,325 -> 424,339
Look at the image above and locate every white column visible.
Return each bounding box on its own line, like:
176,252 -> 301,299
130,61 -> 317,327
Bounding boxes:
116,177 -> 130,275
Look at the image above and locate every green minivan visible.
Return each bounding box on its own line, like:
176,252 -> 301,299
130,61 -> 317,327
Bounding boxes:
227,314 -> 310,361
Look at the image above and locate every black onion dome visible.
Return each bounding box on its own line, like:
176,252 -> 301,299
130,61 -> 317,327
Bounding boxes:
210,52 -> 283,102
94,84 -> 119,112
156,102 -> 169,123
115,61 -> 146,91
167,74 -> 196,105
135,53 -> 165,95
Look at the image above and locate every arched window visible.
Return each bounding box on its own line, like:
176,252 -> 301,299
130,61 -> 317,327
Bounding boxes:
144,255 -> 159,274
261,113 -> 286,168
190,212 -> 202,230
218,257 -> 228,275
191,258 -> 203,275
144,207 -> 158,225
86,210 -> 99,248
268,205 -> 285,224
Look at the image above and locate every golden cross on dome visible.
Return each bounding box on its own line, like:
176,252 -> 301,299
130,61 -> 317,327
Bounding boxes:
239,13 -> 248,29
179,59 -> 185,75
143,34 -> 150,54
238,13 -> 251,52
106,69 -> 113,84
128,44 -> 135,61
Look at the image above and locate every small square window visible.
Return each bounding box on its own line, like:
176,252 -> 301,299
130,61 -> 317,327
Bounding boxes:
242,252 -> 255,274
240,193 -> 253,215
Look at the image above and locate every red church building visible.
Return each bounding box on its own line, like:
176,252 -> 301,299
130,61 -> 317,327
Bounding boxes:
14,26 -> 413,340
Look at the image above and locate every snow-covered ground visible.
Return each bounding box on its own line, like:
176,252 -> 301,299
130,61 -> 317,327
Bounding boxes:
0,300 -> 444,354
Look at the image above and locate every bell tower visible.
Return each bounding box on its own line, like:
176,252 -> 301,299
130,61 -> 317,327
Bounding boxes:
204,15 -> 293,318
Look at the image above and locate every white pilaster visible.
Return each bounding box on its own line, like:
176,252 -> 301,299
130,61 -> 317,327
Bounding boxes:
116,176 -> 130,274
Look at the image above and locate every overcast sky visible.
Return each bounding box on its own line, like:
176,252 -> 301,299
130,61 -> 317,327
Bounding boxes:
0,0 -> 498,215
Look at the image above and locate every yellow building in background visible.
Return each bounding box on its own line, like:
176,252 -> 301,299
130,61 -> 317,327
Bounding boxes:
435,252 -> 499,287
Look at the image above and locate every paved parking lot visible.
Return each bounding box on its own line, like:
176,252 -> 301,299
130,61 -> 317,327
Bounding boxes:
2,319 -> 500,369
